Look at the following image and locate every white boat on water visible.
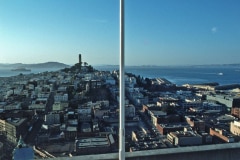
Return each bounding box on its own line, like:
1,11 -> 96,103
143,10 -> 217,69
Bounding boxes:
218,72 -> 223,75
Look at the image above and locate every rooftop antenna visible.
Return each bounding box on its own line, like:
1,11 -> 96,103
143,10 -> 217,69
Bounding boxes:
119,0 -> 125,159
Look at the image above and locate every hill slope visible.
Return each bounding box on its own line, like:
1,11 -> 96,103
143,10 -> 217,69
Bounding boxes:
0,62 -> 70,69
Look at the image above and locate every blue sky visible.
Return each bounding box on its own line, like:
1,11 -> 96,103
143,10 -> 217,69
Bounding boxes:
0,0 -> 240,66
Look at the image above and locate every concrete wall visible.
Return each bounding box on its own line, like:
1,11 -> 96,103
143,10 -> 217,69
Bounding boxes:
44,143 -> 240,160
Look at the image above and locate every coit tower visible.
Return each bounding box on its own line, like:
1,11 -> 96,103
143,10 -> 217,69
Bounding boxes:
79,54 -> 82,64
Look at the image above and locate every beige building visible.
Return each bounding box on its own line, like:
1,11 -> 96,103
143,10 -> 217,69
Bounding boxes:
0,118 -> 28,144
230,121 -> 240,136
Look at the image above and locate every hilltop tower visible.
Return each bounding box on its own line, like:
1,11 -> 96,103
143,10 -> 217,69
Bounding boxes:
79,54 -> 82,65
78,54 -> 82,71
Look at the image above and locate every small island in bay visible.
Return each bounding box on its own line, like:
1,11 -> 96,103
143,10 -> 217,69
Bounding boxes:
11,67 -> 31,72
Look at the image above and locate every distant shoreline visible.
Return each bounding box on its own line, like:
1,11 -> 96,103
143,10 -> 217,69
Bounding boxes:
0,62 -> 70,69
11,68 -> 31,72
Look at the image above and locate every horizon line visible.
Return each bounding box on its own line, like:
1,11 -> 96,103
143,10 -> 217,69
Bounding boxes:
1,62 -> 240,67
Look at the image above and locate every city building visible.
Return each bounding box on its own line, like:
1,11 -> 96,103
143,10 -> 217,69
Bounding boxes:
54,93 -> 68,102
44,113 -> 60,125
157,123 -> 188,135
209,128 -> 234,143
198,132 -> 212,144
75,135 -> 114,155
77,108 -> 92,122
167,131 -> 202,146
185,116 -> 205,131
0,118 -> 28,144
231,107 -> 240,118
4,102 -> 21,111
125,104 -> 135,118
230,121 -> 240,136
0,142 -> 3,159
206,94 -> 240,111
52,102 -> 68,111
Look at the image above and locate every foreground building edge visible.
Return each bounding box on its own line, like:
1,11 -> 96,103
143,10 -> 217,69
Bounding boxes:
45,143 -> 240,160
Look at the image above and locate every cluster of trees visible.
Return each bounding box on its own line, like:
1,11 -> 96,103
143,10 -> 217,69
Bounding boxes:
61,62 -> 94,73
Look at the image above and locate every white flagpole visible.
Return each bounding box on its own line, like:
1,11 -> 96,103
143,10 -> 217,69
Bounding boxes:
119,0 -> 125,159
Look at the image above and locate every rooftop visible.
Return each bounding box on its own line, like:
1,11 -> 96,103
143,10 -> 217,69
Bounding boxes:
7,118 -> 27,126
76,137 -> 109,148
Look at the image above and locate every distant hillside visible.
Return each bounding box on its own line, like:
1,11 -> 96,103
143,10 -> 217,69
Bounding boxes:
27,62 -> 70,68
0,62 -> 70,69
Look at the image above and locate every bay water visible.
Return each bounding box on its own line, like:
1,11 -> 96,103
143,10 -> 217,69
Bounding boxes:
95,65 -> 240,86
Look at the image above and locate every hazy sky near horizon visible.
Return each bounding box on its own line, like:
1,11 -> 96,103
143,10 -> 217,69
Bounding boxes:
0,0 -> 240,66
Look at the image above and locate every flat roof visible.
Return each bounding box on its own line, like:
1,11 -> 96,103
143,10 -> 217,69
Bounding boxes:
159,123 -> 189,128
170,131 -> 200,138
7,118 -> 27,126
13,147 -> 34,160
66,126 -> 77,131
77,137 -> 109,148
